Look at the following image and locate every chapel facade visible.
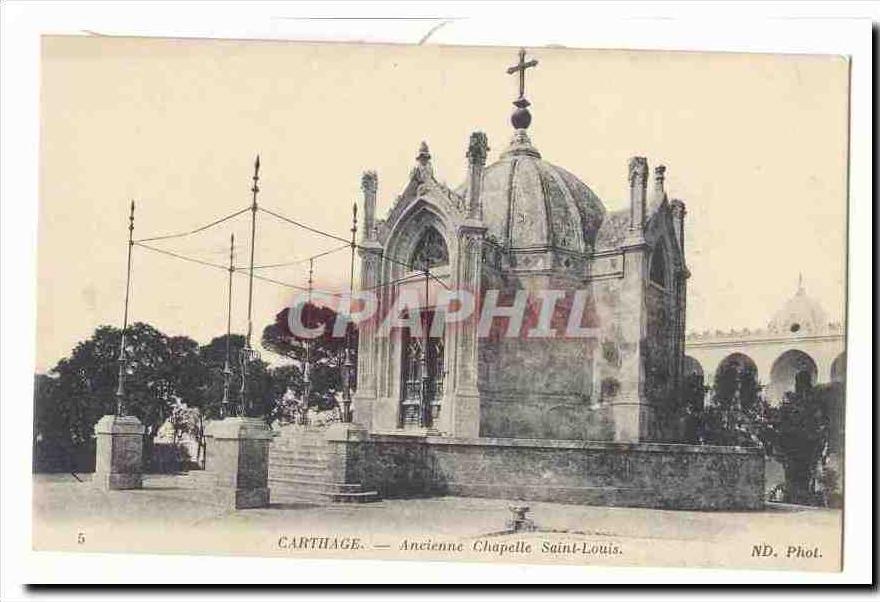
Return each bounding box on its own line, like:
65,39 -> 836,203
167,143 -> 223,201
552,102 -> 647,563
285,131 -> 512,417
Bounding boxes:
353,52 -> 689,444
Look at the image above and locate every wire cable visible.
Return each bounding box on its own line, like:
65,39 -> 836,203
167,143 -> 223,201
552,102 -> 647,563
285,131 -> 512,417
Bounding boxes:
134,206 -> 251,243
137,205 -> 450,295
258,204 -> 450,289
137,241 -> 341,295
252,243 -> 350,270
134,242 -> 229,272
259,206 -> 351,245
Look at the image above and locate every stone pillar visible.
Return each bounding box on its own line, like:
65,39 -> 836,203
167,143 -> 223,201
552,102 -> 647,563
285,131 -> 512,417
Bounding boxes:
614,156 -> 653,443
652,164 -> 667,206
670,199 -> 688,403
670,198 -> 686,255
465,131 -> 489,220
445,224 -> 485,438
361,171 -> 378,241
323,421 -> 370,484
611,246 -> 653,443
205,416 -> 273,509
93,414 -> 144,490
354,245 -> 382,429
439,131 -> 490,437
354,170 -> 383,431
628,156 -> 648,233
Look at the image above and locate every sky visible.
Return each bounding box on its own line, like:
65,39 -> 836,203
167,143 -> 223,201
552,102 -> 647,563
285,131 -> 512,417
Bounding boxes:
36,37 -> 849,373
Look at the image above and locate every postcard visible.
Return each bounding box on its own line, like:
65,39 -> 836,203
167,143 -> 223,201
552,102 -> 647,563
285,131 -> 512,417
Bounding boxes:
31,34 -> 850,576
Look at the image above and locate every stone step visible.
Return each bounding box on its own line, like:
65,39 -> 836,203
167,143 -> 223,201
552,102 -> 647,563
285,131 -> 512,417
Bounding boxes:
269,449 -> 330,460
272,439 -> 327,447
273,435 -> 326,443
269,464 -> 326,476
269,448 -> 331,458
269,454 -> 331,465
270,483 -> 380,505
270,460 -> 330,471
270,461 -> 330,472
268,477 -> 366,494
327,491 -> 380,504
271,489 -> 327,505
269,470 -> 326,483
269,447 -> 328,457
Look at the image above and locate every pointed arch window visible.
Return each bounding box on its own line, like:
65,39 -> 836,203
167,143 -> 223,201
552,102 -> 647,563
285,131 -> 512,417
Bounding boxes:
650,247 -> 667,288
410,227 -> 449,271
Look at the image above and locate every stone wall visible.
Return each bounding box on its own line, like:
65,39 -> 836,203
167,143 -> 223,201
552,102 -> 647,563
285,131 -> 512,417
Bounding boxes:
338,434 -> 764,510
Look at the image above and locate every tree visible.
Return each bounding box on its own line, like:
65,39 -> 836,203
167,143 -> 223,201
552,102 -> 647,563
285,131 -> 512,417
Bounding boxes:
33,373 -> 81,472
671,372 -> 708,444
36,323 -> 204,469
198,333 -> 278,420
261,303 -> 357,412
119,325 -> 204,463
700,360 -> 769,447
763,374 -> 837,505
33,314 -> 360,474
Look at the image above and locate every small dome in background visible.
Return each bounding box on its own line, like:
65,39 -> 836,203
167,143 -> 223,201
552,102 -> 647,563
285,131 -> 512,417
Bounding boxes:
768,276 -> 829,334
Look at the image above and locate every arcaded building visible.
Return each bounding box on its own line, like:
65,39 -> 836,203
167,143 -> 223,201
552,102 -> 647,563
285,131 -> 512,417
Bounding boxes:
684,277 -> 846,403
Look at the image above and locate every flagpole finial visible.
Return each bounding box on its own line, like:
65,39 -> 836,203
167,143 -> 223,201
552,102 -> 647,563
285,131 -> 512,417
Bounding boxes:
251,155 -> 261,198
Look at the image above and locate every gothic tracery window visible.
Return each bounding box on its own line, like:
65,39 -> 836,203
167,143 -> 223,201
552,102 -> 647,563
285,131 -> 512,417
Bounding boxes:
410,227 -> 449,271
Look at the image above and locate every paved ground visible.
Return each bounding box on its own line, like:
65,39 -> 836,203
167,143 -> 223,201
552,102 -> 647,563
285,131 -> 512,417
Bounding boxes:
32,473 -> 842,571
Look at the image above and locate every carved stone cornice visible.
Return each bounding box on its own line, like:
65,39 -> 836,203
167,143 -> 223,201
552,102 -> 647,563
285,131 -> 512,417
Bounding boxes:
357,240 -> 384,257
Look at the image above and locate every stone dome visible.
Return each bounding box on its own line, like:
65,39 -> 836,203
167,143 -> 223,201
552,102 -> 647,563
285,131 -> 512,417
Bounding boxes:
463,130 -> 606,255
768,277 -> 829,334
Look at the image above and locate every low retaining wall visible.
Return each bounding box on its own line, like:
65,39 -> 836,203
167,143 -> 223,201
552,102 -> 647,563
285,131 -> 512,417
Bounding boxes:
327,433 -> 765,510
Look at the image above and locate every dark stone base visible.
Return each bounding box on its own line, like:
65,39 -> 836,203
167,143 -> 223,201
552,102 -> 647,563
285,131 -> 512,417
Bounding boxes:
210,487 -> 270,510
337,434 -> 765,511
92,472 -> 143,490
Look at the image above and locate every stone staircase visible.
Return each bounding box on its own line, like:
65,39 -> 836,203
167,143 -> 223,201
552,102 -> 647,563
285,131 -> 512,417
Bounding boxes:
268,427 -> 380,505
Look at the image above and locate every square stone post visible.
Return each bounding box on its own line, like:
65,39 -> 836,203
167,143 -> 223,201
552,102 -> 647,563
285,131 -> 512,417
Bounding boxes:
324,421 -> 370,484
611,156 -> 655,443
205,416 -> 273,509
93,414 -> 145,490
442,221 -> 485,438
440,131 -> 490,438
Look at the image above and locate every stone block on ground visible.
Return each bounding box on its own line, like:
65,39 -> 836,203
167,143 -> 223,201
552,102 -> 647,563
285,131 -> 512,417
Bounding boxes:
93,414 -> 144,491
205,416 -> 274,509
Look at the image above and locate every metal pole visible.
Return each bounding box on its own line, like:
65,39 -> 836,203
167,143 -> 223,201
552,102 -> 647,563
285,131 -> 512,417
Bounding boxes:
246,155 -> 259,348
239,155 -> 260,417
300,258 -> 313,425
421,266 -> 430,428
221,233 -> 234,418
341,203 -> 357,423
115,200 -> 135,416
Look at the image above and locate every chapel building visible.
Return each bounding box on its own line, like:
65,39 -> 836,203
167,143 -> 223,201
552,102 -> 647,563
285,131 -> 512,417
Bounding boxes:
353,52 -> 689,444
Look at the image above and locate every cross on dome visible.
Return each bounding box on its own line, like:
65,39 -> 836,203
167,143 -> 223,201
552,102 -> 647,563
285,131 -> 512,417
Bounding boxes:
506,48 -> 539,130
507,47 -> 539,101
